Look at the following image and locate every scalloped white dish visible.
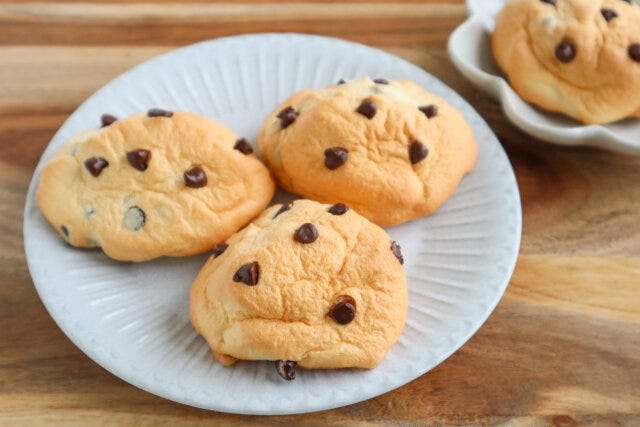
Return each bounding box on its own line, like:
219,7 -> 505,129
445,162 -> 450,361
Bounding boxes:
449,0 -> 640,155
23,34 -> 521,415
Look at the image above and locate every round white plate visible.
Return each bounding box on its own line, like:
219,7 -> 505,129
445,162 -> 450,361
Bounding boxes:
24,34 -> 521,415
449,0 -> 640,155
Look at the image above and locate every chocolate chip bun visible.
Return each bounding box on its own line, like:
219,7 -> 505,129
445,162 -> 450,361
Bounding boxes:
257,77 -> 477,227
190,199 -> 407,379
493,0 -> 640,124
36,110 -> 275,262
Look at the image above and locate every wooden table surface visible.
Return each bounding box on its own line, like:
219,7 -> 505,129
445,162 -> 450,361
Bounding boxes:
1,0 -> 639,425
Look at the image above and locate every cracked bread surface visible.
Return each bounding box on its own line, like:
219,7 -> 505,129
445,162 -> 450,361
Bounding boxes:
190,199 -> 408,370
257,77 -> 477,227
493,0 -> 640,124
36,111 -> 275,262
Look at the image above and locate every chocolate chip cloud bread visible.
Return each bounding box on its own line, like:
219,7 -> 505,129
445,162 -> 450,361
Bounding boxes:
493,0 -> 640,124
190,199 -> 407,380
36,109 -> 275,262
257,77 -> 477,227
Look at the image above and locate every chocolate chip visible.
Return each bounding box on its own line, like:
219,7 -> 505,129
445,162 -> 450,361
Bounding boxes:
277,106 -> 299,129
324,147 -> 348,170
234,138 -> 253,155
212,243 -> 228,258
419,104 -> 438,119
100,114 -> 118,127
540,0 -> 556,5
275,360 -> 296,381
629,44 -> 640,62
273,203 -> 292,219
373,78 -> 389,84
124,206 -> 145,231
84,157 -> 109,177
409,141 -> 428,164
147,108 -> 173,118
337,79 -> 346,85
126,149 -> 151,171
555,41 -> 577,63
233,262 -> 260,286
184,166 -> 207,188
328,203 -> 349,215
60,225 -> 69,238
391,241 -> 404,265
601,8 -> 618,21
329,295 -> 356,325
356,99 -> 377,119
294,223 -> 318,244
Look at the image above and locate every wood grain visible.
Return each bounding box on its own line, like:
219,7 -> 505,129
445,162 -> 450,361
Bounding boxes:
1,0 -> 639,425
0,46 -> 169,112
0,3 -> 466,47
2,252 -> 638,424
0,0 -> 463,3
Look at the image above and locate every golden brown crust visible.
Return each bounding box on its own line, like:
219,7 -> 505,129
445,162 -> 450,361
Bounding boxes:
36,112 -> 275,262
257,77 -> 477,227
492,0 -> 640,124
190,199 -> 408,370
